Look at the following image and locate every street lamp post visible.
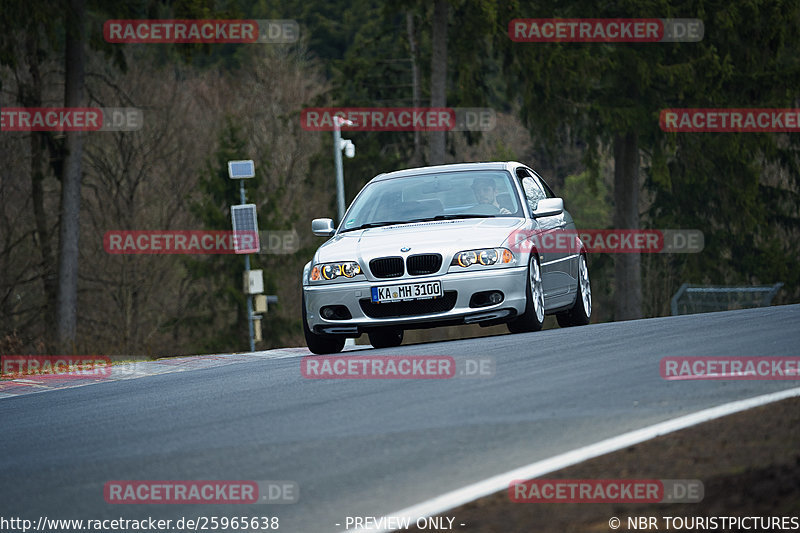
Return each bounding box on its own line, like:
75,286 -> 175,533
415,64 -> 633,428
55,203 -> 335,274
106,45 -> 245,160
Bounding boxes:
333,117 -> 355,223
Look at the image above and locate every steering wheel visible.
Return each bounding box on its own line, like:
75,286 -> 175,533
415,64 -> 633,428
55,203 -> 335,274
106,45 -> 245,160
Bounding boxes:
472,203 -> 501,215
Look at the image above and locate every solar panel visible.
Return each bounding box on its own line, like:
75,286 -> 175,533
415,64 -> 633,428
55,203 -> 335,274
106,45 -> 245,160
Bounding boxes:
231,204 -> 260,254
228,160 -> 255,179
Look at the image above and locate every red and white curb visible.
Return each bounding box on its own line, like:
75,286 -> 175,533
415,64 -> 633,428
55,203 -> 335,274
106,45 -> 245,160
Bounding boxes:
0,347 -> 324,399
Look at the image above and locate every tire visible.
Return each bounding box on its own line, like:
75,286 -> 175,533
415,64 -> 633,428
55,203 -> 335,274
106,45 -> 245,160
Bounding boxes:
507,253 -> 545,334
556,253 -> 591,327
302,293 -> 345,354
367,328 -> 404,349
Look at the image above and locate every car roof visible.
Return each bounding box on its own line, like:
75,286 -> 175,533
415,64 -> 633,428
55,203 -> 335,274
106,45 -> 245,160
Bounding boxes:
368,161 -> 523,184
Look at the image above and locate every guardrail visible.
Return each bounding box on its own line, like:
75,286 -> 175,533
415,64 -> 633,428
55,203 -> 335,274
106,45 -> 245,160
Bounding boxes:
670,283 -> 784,316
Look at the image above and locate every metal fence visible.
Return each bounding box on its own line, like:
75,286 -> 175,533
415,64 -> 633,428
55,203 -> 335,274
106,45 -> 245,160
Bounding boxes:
670,283 -> 784,316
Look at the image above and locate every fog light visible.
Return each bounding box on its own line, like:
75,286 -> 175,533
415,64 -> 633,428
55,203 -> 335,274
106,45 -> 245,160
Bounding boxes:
469,290 -> 505,308
319,305 -> 352,320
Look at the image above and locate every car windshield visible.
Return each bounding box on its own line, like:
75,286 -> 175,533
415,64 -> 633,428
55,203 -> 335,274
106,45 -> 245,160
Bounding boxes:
339,170 -> 523,232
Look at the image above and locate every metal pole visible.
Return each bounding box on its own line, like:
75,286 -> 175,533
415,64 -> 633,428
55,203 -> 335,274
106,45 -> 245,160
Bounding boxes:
241,179 -> 255,352
334,121 -> 345,224
670,282 -> 689,316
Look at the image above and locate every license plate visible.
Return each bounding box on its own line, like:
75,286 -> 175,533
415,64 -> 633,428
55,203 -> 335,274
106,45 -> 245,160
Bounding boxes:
371,281 -> 442,303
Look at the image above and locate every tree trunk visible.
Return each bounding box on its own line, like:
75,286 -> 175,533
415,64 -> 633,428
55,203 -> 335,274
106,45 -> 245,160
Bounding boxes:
56,0 -> 86,351
429,0 -> 448,165
406,11 -> 422,167
23,32 -> 58,349
613,131 -> 642,320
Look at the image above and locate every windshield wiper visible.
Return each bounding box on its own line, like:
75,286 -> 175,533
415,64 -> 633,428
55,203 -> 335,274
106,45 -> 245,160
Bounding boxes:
339,220 -> 411,232
429,214 -> 495,220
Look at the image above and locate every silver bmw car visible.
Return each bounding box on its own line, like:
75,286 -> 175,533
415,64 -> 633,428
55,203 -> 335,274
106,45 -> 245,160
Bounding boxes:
301,161 -> 591,354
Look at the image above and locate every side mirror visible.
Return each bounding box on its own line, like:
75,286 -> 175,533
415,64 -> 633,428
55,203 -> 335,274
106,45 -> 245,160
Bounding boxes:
533,198 -> 564,218
312,218 -> 336,237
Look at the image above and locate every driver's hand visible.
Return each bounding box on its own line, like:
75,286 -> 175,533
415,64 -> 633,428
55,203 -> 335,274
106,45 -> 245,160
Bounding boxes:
498,207 -> 511,214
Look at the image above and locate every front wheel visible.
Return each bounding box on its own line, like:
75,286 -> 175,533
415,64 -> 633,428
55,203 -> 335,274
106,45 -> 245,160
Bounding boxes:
556,253 -> 591,327
302,293 -> 345,354
507,253 -> 545,334
368,328 -> 404,349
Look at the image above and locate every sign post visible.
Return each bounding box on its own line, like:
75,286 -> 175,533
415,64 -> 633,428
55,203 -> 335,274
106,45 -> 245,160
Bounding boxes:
228,160 -> 259,352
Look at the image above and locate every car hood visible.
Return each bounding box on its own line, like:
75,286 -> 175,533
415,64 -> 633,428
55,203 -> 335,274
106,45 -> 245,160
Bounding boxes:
314,217 -> 526,264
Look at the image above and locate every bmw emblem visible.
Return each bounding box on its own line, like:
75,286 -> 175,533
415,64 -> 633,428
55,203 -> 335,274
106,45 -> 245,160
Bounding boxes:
400,246 -> 411,252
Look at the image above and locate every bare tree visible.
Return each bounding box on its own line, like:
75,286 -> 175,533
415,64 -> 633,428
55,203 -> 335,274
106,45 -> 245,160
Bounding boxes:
613,132 -> 642,320
429,0 -> 448,165
56,0 -> 87,350
406,11 -> 422,167
80,53 -> 222,354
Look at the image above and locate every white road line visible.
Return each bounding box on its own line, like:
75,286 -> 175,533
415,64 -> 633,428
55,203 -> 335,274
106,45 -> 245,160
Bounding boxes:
345,386 -> 800,533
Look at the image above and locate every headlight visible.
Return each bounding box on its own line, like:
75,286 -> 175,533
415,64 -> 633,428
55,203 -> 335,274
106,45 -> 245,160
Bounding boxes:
452,248 -> 514,268
341,262 -> 361,277
457,250 -> 477,267
310,261 -> 362,281
479,249 -> 498,265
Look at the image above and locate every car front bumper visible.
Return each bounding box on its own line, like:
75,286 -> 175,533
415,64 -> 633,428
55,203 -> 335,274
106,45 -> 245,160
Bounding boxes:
303,266 -> 528,335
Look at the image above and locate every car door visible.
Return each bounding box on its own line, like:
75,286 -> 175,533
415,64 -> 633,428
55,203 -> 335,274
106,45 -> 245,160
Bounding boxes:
517,168 -> 571,302
530,169 -> 577,303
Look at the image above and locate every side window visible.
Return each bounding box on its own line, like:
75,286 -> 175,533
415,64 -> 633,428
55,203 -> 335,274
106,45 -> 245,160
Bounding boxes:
520,175 -> 546,213
532,170 -> 556,198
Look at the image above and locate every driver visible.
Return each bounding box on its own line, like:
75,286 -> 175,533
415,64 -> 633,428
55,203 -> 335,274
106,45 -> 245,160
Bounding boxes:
472,177 -> 510,214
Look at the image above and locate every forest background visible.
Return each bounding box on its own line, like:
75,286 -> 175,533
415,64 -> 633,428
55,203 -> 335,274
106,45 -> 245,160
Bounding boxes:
1,0 -> 798,356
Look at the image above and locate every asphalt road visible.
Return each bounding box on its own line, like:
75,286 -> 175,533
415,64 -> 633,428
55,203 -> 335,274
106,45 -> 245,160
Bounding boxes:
2,305 -> 799,532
